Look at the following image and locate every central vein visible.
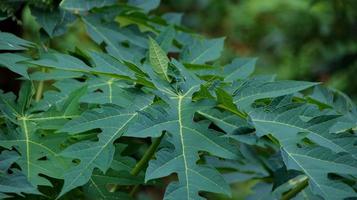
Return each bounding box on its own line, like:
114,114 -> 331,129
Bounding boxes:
21,117 -> 31,180
177,96 -> 189,199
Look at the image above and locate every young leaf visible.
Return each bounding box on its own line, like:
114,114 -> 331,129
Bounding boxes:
148,37 -> 170,82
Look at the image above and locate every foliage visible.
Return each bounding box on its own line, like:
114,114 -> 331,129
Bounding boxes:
0,1 -> 357,200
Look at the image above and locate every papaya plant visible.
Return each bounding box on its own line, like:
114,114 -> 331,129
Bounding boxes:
0,1 -> 356,200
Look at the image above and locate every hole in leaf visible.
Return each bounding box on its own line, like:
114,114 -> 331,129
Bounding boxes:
94,88 -> 103,93
38,156 -> 47,161
121,41 -> 129,48
72,159 -> 80,164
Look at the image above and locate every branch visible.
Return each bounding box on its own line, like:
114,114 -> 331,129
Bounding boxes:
131,133 -> 164,176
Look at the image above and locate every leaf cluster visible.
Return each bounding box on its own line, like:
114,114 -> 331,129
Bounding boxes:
0,1 -> 356,200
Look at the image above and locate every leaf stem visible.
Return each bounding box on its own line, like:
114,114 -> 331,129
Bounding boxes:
281,178 -> 309,200
110,134 -> 164,194
35,68 -> 45,102
126,134 -> 164,197
131,133 -> 164,176
129,185 -> 139,197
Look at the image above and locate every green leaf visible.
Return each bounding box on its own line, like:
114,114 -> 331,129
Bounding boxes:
124,61 -> 238,199
27,86 -> 87,129
0,151 -> 40,197
18,81 -> 35,115
27,52 -> 134,79
31,7 -> 75,37
82,15 -> 147,63
0,117 -> 72,187
0,82 -> 34,122
250,99 -> 356,155
224,58 -> 257,82
58,93 -> 153,197
282,145 -> 357,200
0,86 -> 85,188
205,156 -> 268,183
88,51 -> 135,78
84,170 -> 135,200
308,85 -> 355,114
0,150 -> 19,171
0,53 -> 30,79
0,169 -> 40,197
81,77 -> 135,105
181,37 -> 225,64
197,109 -> 249,134
128,0 -> 160,13
30,79 -> 85,112
148,37 -> 170,81
216,87 -> 247,118
60,0 -> 117,12
156,25 -> 176,52
83,145 -> 142,200
29,70 -> 83,81
233,80 -> 318,109
0,32 -> 35,50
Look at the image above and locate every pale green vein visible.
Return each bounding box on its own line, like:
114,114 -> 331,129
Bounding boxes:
82,18 -> 121,57
283,149 -> 325,197
108,79 -> 113,103
191,45 -> 216,64
90,178 -> 105,199
11,140 -> 58,156
27,115 -> 80,121
20,117 -> 31,180
188,168 -> 226,193
177,95 -> 190,200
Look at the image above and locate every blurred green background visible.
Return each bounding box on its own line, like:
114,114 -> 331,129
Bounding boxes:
1,0 -> 356,101
160,0 -> 357,101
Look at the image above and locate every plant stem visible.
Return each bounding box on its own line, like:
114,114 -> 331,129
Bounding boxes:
35,68 -> 45,102
125,134 -> 164,197
129,185 -> 139,197
281,178 -> 309,200
110,134 -> 164,195
131,133 -> 164,176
